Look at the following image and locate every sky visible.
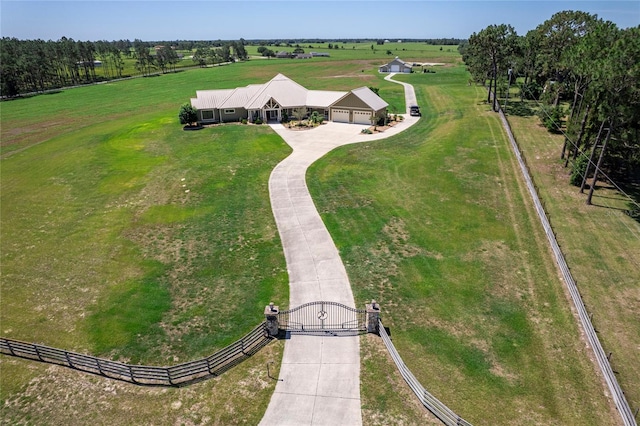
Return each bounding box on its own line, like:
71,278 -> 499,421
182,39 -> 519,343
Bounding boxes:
1,0 -> 638,41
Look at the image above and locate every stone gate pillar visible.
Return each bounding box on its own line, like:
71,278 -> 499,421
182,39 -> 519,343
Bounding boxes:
264,302 -> 279,336
365,300 -> 380,334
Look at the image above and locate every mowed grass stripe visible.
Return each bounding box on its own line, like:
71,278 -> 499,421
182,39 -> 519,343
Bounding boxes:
308,65 -> 617,424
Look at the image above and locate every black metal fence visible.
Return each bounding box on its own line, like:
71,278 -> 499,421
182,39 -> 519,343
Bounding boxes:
278,301 -> 366,333
0,322 -> 271,387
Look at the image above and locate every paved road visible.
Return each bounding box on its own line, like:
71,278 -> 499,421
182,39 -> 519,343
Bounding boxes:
259,75 -> 418,426
385,72 -> 418,113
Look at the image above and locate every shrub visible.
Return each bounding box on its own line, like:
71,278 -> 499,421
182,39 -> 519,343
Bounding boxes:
520,81 -> 542,100
361,128 -> 372,134
309,111 -> 324,125
538,105 -> 564,133
178,103 -> 198,127
254,118 -> 263,125
570,155 -> 589,186
241,118 -> 248,125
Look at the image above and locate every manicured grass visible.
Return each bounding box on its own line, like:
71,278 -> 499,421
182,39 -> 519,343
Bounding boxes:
308,65 -> 618,424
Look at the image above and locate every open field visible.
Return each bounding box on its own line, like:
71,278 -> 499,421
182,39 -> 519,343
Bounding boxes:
308,65 -> 622,424
1,62 -> 297,424
1,42 -> 634,424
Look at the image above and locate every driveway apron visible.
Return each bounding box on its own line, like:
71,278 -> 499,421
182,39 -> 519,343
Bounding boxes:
259,74 -> 418,426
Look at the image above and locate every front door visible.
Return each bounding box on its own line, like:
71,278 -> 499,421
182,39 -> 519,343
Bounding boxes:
267,110 -> 279,121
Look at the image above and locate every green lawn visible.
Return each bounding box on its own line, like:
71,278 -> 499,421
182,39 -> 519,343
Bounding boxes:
1,62 -> 293,424
308,65 -> 619,425
0,46 -> 629,425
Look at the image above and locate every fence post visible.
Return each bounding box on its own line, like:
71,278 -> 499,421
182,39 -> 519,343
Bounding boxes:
366,300 -> 381,334
264,302 -> 279,336
34,345 -> 44,362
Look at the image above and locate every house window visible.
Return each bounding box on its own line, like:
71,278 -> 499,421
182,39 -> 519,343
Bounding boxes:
202,110 -> 214,120
224,109 -> 235,114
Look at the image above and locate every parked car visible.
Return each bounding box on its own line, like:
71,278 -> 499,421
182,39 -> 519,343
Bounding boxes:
410,105 -> 421,116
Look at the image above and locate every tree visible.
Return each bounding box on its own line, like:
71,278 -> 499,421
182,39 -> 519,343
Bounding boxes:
156,45 -> 178,73
293,107 -> 308,123
465,24 -> 519,111
192,47 -> 208,67
134,40 -> 155,76
218,44 -> 231,63
179,103 -> 198,127
231,40 -> 248,60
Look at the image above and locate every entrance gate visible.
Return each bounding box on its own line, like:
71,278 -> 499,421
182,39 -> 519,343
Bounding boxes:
277,301 -> 366,333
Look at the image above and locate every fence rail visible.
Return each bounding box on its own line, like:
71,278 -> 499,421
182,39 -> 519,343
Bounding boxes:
497,106 -> 637,426
0,322 -> 272,387
379,319 -> 472,426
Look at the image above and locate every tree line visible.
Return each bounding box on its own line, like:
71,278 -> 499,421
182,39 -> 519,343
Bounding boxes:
0,37 -> 134,97
191,40 -> 248,67
459,11 -> 639,204
0,38 -> 250,97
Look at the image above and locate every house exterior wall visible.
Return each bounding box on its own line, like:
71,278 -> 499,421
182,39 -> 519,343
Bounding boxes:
199,109 -> 218,123
219,108 -> 248,122
332,92 -> 370,109
191,75 -> 387,125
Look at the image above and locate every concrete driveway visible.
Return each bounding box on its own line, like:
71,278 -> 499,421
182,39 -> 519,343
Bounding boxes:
259,75 -> 418,426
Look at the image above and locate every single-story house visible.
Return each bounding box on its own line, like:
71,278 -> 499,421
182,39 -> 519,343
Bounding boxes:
190,74 -> 388,125
275,51 -> 291,58
311,52 -> 330,57
378,57 -> 412,73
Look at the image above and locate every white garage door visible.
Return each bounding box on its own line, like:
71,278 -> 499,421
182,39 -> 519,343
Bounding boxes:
332,109 -> 349,123
391,64 -> 400,72
353,110 -> 372,125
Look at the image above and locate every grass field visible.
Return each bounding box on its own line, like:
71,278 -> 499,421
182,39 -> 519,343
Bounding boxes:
1,41 -> 633,424
505,107 -> 640,415
307,66 -> 622,424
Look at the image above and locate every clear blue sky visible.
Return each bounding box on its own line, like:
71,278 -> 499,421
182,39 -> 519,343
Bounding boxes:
1,1 -> 638,41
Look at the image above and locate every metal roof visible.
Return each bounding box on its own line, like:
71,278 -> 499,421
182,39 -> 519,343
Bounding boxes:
191,74 -> 386,112
245,74 -> 308,109
346,87 -> 389,111
306,90 -> 346,108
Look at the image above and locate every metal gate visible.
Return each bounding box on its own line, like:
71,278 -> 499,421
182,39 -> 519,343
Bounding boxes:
278,301 -> 366,333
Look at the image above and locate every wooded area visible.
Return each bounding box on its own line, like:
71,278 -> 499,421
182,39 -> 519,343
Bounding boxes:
459,11 -> 640,205
0,38 -> 249,97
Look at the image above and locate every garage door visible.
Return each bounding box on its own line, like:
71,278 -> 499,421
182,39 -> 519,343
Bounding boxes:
353,110 -> 372,125
391,64 -> 400,72
332,109 -> 349,123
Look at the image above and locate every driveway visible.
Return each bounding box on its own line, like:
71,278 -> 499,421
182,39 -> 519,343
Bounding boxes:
259,76 -> 418,426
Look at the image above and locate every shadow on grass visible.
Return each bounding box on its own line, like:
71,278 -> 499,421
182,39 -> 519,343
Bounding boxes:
589,176 -> 640,224
622,181 -> 640,224
505,101 -> 535,117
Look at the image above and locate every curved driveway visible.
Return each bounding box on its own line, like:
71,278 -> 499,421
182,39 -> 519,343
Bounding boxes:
260,74 -> 418,425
